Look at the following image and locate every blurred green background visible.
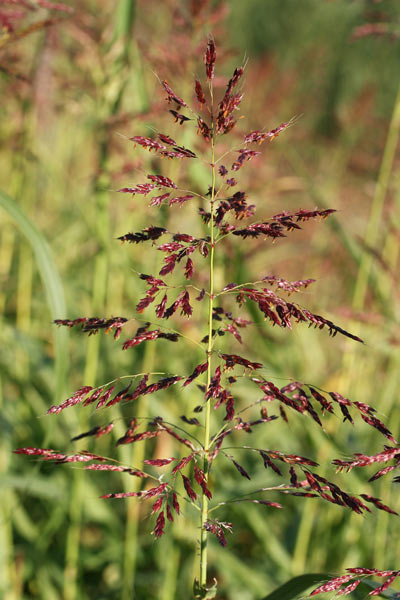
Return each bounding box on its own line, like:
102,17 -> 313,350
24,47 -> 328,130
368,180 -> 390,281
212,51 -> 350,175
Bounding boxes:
1,0 -> 400,598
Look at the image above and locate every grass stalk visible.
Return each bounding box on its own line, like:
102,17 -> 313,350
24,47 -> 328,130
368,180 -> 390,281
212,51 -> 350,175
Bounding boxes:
200,81 -> 216,589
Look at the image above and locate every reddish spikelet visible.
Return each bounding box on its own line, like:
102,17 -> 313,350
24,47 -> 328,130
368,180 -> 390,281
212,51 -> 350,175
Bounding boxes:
136,295 -> 154,313
84,464 -> 147,477
144,458 -> 176,467
151,497 -> 163,514
206,366 -> 222,400
150,192 -> 170,207
172,492 -> 180,514
122,329 -> 178,350
14,447 -> 64,459
265,450 -> 318,467
97,423 -> 114,438
96,386 -> 115,409
161,80 -> 187,107
169,194 -> 194,207
159,254 -> 179,276
106,383 -> 133,408
223,323 -> 242,344
369,574 -> 399,595
244,121 -> 293,145
123,375 -> 149,404
310,575 -> 354,596
220,353 -> 262,371
336,580 -> 361,596
48,386 -> 93,415
118,184 -> 158,196
153,511 -> 166,538
101,491 -> 141,499
224,396 -> 235,421
309,387 -> 334,414
360,494 -> 398,515
263,276 -> 316,294
368,464 -> 397,482
228,456 -> 251,480
333,447 -> 400,471
197,117 -> 211,141
195,79 -> 206,106
141,376 -> 183,397
171,454 -> 194,474
169,144 -> 196,159
232,149 -> 261,171
183,361 -> 208,387
346,568 -> 398,576
173,233 -> 197,243
116,429 -> 160,446
50,451 -> 107,464
184,258 -> 194,279
181,291 -> 192,316
204,39 -> 216,79
166,503 -> 174,522
289,466 -> 299,487
360,414 -> 397,444
156,294 -> 168,318
194,465 -> 212,499
118,227 -> 167,244
82,387 -> 104,406
225,66 -> 244,95
71,423 -> 114,441
353,401 -> 375,415
216,93 -> 243,134
129,136 -> 166,152
260,451 -> 282,476
158,242 -> 183,254
254,500 -> 283,508
204,520 -> 232,547
170,109 -> 190,124
329,391 -> 352,407
182,474 -> 197,501
143,483 -> 168,499
160,149 -> 190,159
158,133 -> 176,145
257,380 -> 305,415
196,288 -> 206,301
147,174 -> 177,189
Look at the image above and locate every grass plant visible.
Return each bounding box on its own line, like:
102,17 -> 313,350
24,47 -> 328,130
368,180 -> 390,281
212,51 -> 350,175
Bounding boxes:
13,38 -> 400,599
2,2 -> 400,598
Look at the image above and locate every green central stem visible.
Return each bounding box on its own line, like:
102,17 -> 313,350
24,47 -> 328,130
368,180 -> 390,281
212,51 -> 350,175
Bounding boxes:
200,90 -> 216,589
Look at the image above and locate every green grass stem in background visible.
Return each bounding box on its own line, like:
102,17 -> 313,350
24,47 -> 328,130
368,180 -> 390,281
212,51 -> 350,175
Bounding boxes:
63,3 -> 138,597
0,189 -> 68,400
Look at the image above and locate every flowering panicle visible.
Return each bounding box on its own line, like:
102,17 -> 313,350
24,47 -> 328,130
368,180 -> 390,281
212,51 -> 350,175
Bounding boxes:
16,40 -> 396,593
310,569 -> 400,597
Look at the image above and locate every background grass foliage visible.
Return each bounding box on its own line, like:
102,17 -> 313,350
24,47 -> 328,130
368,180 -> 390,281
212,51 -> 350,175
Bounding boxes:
1,1 -> 400,598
